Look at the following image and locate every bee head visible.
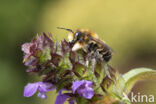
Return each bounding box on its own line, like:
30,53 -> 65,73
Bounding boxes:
70,30 -> 84,43
57,27 -> 85,51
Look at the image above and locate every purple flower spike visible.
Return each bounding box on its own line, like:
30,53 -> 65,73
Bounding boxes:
24,82 -> 55,99
72,80 -> 94,99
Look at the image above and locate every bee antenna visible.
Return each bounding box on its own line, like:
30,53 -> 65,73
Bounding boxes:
57,27 -> 74,33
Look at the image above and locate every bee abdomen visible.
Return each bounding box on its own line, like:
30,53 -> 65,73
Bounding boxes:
87,42 -> 112,62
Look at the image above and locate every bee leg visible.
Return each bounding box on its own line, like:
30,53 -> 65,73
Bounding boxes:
91,58 -> 100,83
106,68 -> 111,79
91,58 -> 96,73
103,63 -> 111,79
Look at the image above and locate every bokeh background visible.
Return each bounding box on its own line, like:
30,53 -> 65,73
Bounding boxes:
0,0 -> 156,104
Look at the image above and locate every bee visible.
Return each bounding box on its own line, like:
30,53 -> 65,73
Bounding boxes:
57,27 -> 113,62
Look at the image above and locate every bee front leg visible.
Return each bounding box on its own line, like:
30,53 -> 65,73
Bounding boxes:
103,63 -> 111,79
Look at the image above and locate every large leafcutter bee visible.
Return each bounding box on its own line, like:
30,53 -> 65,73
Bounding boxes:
57,27 -> 113,62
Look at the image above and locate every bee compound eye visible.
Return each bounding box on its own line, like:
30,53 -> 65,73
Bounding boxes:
75,31 -> 82,39
75,32 -> 79,36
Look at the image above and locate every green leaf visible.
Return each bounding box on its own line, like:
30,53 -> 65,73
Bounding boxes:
123,68 -> 156,94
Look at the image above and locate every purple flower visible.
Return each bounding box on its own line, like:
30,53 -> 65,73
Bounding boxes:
72,80 -> 94,99
55,90 -> 75,104
24,82 -> 55,99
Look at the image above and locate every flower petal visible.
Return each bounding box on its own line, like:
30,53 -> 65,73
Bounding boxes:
22,43 -> 33,54
24,83 -> 39,97
72,80 -> 85,93
55,90 -> 69,104
82,87 -> 94,99
68,100 -> 75,104
37,92 -> 47,99
38,82 -> 55,92
24,57 -> 37,66
72,80 -> 94,99
85,81 -> 93,87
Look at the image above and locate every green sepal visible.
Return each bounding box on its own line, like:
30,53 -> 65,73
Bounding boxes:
40,46 -> 51,63
106,72 -> 126,101
56,77 -> 73,92
72,62 -> 86,78
76,97 -> 89,104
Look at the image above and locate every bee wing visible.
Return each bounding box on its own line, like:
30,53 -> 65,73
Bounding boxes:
88,36 -> 113,52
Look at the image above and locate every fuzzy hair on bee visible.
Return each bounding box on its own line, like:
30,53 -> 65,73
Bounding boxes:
57,27 -> 113,62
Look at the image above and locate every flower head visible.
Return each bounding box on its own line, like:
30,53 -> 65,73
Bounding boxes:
24,82 -> 55,99
72,80 -> 94,99
22,33 -> 118,104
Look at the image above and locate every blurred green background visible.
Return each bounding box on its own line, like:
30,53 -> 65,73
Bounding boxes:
0,0 -> 156,104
